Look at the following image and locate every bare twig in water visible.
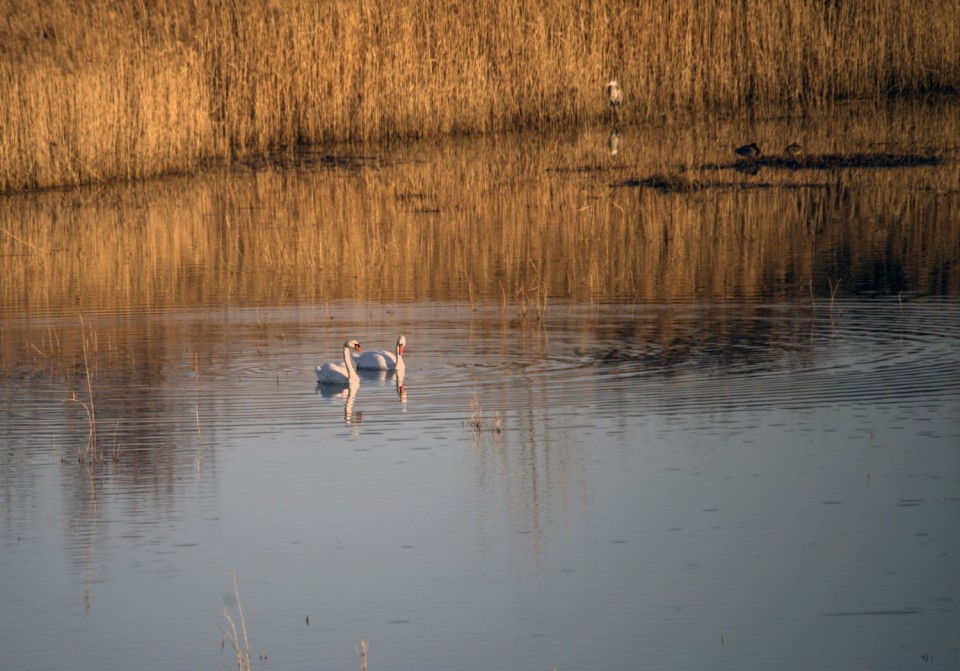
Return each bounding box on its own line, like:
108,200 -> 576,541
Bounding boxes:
529,258 -> 548,320
111,420 -> 121,463
65,391 -> 96,463
515,285 -> 527,319
467,393 -> 504,440
219,573 -> 252,671
469,394 -> 484,432
357,639 -> 368,671
66,315 -> 99,463
195,404 -> 204,475
1,227 -> 48,254
827,277 -> 841,312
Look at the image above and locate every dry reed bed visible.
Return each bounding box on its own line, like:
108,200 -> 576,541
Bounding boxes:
1,0 -> 959,193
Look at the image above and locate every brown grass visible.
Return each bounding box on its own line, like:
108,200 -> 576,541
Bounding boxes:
1,0 -> 958,193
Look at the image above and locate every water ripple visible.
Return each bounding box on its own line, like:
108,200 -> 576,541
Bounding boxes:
399,299 -> 960,421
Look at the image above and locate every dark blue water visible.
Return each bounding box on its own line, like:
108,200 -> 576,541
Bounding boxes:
1,298 -> 958,671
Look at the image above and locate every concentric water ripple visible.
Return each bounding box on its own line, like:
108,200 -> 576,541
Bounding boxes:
388,299 -> 960,428
3,298 -> 958,448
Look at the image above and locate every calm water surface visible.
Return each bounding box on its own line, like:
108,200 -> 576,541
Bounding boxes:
2,102 -> 959,671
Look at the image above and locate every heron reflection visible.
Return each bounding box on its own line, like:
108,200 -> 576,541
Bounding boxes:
607,127 -> 622,156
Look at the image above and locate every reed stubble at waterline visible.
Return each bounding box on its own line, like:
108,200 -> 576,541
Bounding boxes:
1,0 -> 958,193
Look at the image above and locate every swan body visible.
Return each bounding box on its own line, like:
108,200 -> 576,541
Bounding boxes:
316,339 -> 363,385
354,335 -> 405,372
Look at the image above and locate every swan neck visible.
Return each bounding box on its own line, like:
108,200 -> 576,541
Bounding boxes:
343,346 -> 358,377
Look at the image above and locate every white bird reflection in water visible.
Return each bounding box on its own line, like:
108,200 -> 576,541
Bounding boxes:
607,127 -> 622,156
316,380 -> 361,425
395,369 -> 407,409
357,367 -> 408,409
313,368 -> 408,426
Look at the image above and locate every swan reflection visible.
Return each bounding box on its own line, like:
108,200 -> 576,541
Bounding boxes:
316,380 -> 361,424
396,369 -> 407,407
355,367 -> 407,407
357,368 -> 391,382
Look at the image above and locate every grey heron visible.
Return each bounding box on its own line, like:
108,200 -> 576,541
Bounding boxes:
606,80 -> 622,126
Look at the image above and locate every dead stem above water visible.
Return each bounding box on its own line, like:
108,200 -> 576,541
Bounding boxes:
219,573 -> 252,671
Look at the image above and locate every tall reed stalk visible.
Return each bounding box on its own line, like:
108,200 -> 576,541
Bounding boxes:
1,0 -> 958,193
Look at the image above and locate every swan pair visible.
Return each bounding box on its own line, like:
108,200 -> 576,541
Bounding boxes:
315,335 -> 405,385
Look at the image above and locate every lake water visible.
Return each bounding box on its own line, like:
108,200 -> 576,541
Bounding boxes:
1,100 -> 959,671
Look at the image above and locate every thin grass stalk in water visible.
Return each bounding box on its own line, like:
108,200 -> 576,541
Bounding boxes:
80,316 -> 97,457
111,419 -> 120,463
357,639 -> 368,671
195,404 -> 204,476
469,393 -> 484,433
219,573 -> 252,671
64,315 -> 98,463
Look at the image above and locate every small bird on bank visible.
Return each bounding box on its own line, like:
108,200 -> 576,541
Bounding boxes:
734,143 -> 761,158
785,142 -> 802,156
606,80 -> 623,126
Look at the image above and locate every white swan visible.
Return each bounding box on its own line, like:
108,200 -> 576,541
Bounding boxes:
354,335 -> 405,372
316,339 -> 363,385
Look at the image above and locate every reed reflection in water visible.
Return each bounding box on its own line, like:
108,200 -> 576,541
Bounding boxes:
1,101 -> 959,671
1,99 -> 958,315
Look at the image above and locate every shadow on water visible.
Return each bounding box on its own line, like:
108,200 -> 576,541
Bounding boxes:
614,151 -> 945,192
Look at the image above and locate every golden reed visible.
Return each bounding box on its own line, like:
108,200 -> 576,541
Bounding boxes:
1,0 -> 958,193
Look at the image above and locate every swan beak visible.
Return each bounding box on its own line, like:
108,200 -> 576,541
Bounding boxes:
399,345 -> 404,356
354,343 -> 363,352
